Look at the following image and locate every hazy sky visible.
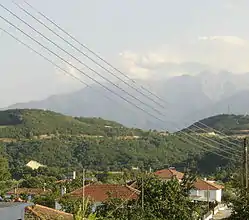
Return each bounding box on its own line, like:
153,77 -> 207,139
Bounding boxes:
0,0 -> 249,107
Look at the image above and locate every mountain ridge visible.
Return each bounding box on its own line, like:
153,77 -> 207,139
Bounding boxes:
6,72 -> 249,131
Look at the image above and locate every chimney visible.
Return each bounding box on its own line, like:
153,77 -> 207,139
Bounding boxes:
73,171 -> 76,180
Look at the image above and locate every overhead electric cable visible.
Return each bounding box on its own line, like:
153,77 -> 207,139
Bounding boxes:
0,26 -> 241,161
19,0 -> 242,149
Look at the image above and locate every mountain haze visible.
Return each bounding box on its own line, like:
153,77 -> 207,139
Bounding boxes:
7,71 -> 249,131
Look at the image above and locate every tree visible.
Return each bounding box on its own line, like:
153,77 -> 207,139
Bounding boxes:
229,191 -> 249,219
0,155 -> 10,181
73,199 -> 97,220
97,173 -> 201,220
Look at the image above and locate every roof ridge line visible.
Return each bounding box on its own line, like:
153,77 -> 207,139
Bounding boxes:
125,184 -> 140,194
35,204 -> 73,216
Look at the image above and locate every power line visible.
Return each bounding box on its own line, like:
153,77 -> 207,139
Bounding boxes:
22,0 -> 166,106
0,14 -> 166,124
177,133 -> 238,163
186,120 -> 241,148
0,3 -> 165,119
12,0 -> 165,110
1,3 -> 242,155
0,27 -> 133,110
178,132 -> 240,161
186,127 -> 241,154
0,15 -> 241,159
19,0 -> 242,149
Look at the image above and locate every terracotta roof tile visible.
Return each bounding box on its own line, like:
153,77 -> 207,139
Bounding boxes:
7,188 -> 51,196
194,179 -> 224,190
154,169 -> 184,180
69,184 -> 139,202
26,204 -> 73,220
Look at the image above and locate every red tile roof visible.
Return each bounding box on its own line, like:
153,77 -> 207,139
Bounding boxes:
6,188 -> 51,196
194,179 -> 224,190
154,169 -> 224,191
26,204 -> 73,220
69,184 -> 139,202
154,168 -> 184,180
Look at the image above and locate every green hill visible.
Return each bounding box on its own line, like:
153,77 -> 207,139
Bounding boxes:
0,109 -> 143,139
0,110 -> 240,177
183,114 -> 249,135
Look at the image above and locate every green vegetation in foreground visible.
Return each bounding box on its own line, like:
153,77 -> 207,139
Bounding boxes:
184,114 -> 249,135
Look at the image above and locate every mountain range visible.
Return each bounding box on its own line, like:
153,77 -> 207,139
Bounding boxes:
6,71 -> 249,131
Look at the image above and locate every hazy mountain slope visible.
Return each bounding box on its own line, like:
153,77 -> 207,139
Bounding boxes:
7,71 -> 249,131
185,90 -> 249,126
7,76 -> 212,131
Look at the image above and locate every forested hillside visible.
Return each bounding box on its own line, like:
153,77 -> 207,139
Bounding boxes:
0,109 -> 241,177
184,114 -> 249,135
0,109 -> 144,138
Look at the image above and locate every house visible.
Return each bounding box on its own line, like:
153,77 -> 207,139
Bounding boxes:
6,188 -> 51,200
26,160 -> 46,170
0,202 -> 33,220
56,184 -> 139,211
69,184 -> 139,202
154,168 -> 224,203
154,167 -> 185,181
26,204 -> 73,220
190,178 -> 224,202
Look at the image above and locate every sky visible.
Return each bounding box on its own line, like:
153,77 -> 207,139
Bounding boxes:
0,0 -> 249,107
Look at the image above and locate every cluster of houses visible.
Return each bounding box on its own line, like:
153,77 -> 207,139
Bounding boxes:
0,168 -> 224,219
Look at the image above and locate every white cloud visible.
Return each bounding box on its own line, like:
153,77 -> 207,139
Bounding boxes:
198,35 -> 248,46
119,36 -> 249,80
119,50 -> 207,80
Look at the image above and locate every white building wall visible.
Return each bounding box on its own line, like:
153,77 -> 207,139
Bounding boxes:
215,189 -> 222,202
0,206 -> 25,220
190,189 -> 222,202
190,189 -> 198,196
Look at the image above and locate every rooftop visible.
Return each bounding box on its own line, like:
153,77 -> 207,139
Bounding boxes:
26,204 -> 73,220
154,168 -> 224,191
194,179 -> 224,190
6,188 -> 51,196
69,184 -> 139,202
26,160 -> 46,170
154,168 -> 184,180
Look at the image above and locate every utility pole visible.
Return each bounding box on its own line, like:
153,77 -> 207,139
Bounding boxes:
82,168 -> 85,217
207,185 -> 209,213
244,138 -> 248,190
141,174 -> 144,211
